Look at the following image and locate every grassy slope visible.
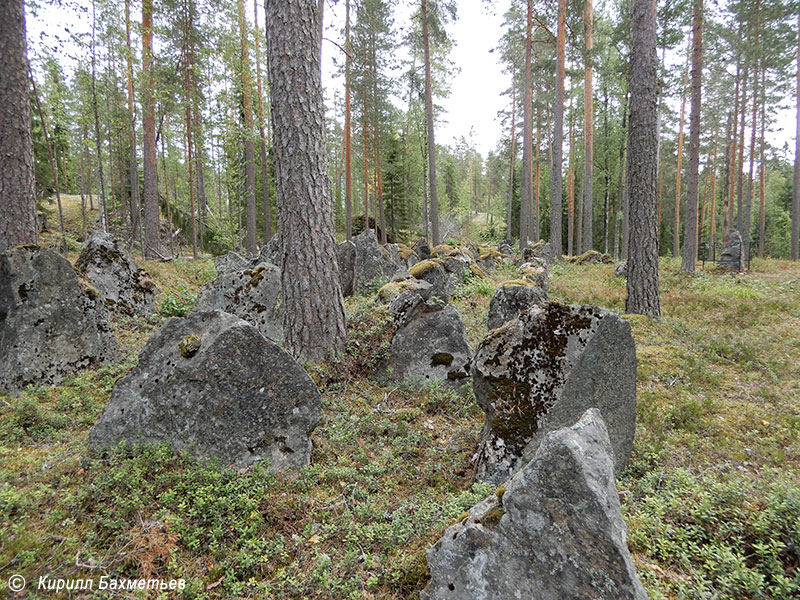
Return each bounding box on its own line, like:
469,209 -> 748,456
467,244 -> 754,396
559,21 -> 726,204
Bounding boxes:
1,198 -> 798,598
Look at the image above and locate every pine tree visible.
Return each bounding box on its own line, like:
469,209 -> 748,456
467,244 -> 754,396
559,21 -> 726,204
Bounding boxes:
626,0 -> 661,317
265,0 -> 347,361
0,0 -> 37,252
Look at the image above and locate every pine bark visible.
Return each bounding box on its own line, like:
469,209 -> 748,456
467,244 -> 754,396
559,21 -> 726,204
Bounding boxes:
710,139 -> 717,249
758,93 -> 766,258
535,106 -> 541,241
142,0 -> 160,258
674,40 -> 689,259
520,0 -> 533,251
681,0 -> 702,272
507,83 -> 516,241
265,0 -> 347,361
238,0 -> 257,255
736,66 -> 749,233
253,0 -> 272,242
421,0 -> 440,246
124,0 -> 142,246
91,0 -> 108,232
344,0 -> 353,240
626,0 -> 661,317
582,0 -> 594,252
792,13 -> 800,260
551,0 -> 566,258
0,0 -> 37,251
567,110 -> 575,256
30,72 -> 66,253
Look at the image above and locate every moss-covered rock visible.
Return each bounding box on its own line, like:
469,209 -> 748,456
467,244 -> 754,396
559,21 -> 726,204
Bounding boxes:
376,278 -> 433,303
430,244 -> 455,257
407,259 -> 453,302
472,302 -> 637,484
179,334 -> 201,358
74,230 -> 157,316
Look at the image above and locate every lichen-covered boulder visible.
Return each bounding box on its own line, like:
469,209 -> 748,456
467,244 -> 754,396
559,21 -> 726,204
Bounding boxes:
336,240 -> 356,297
517,262 -> 550,290
193,262 -> 283,343
259,235 -> 281,266
568,249 -> 613,265
407,259 -> 453,303
383,243 -> 419,270
214,251 -> 251,276
413,237 -> 432,261
0,246 -> 120,395
376,275 -> 434,303
422,409 -> 648,600
615,260 -> 628,278
524,240 -> 555,266
472,302 -> 637,484
719,230 -> 743,271
88,310 -> 320,470
385,292 -> 472,389
74,230 -> 157,316
487,281 -> 547,330
353,229 -> 392,293
474,246 -> 507,273
495,241 -> 514,256
440,248 -> 478,280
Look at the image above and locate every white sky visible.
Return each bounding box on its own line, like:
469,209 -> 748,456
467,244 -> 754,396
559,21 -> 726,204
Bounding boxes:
26,0 -> 796,161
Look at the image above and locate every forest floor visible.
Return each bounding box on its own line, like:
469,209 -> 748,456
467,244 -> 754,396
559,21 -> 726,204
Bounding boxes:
1,196 -> 798,599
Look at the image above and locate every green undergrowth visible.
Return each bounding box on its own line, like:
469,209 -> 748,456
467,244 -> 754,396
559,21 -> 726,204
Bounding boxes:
1,248 -> 799,599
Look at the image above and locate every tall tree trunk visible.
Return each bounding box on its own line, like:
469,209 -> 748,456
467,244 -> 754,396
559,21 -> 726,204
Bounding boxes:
621,97 -> 631,260
185,103 -> 197,258
520,0 -> 533,251
567,110 -> 575,256
582,0 -> 594,252
681,0 -> 702,272
161,114 -> 174,258
602,91 -> 610,253
91,0 -> 108,233
363,82 -> 370,230
626,0 -> 661,317
422,0 -> 440,246
421,127 -> 429,241
507,82 -> 516,241
193,101 -> 207,251
674,38 -> 690,259
265,0 -> 347,361
710,138 -> 717,250
0,0 -> 37,250
253,0 -> 272,242
758,70 -> 766,259
29,71 -> 67,253
700,172 -> 708,247
142,0 -> 160,258
551,0 -> 566,258
745,68 -> 757,263
736,66 -> 749,233
371,32 -> 386,244
613,92 -> 628,260
727,59 -> 741,240
79,144 -> 87,240
238,0 -> 257,255
344,0 -> 353,240
535,106 -> 541,241
124,0 -> 142,247
792,13 -> 800,260
722,112 -> 732,244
